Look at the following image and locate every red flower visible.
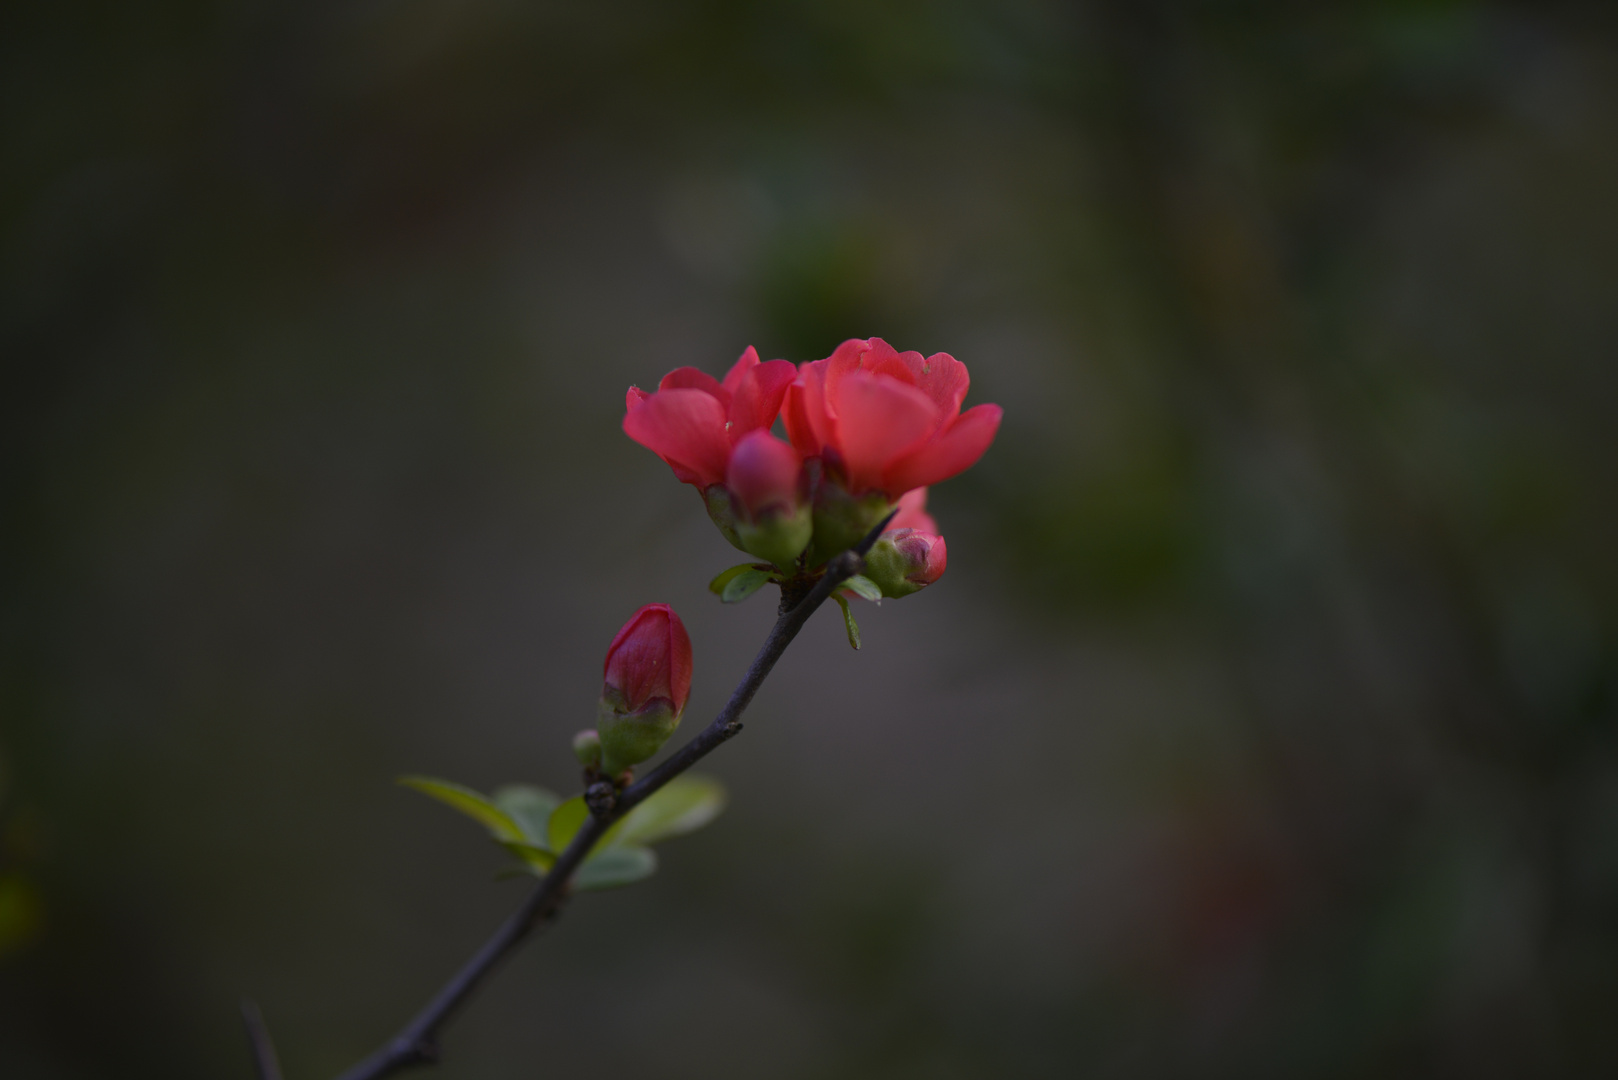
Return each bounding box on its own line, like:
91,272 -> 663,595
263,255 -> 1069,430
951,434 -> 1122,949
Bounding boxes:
782,338 -> 1001,501
624,347 -> 798,489
602,603 -> 693,717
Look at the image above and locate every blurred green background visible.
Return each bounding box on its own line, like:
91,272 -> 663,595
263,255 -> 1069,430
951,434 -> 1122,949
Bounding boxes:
4,1 -> 1617,1077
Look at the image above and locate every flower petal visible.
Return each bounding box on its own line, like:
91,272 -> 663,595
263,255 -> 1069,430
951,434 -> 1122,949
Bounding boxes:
907,352 -> 970,422
888,487 -> 937,534
721,346 -> 761,395
622,388 -> 731,488
820,338 -> 870,413
781,377 -> 821,458
727,359 -> 797,438
831,372 -> 938,495
659,367 -> 731,411
795,360 -> 841,457
626,386 -> 651,412
880,403 -> 1002,497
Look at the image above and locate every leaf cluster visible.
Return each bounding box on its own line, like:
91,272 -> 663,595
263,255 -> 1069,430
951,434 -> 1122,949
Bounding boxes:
398,775 -> 726,890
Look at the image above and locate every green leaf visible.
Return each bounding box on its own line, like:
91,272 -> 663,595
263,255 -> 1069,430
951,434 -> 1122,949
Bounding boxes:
708,563 -> 764,595
834,594 -> 862,650
492,785 -> 561,845
720,568 -> 773,604
499,840 -> 557,872
614,775 -> 727,847
399,777 -> 526,843
546,796 -> 589,853
576,846 -> 657,890
841,574 -> 882,602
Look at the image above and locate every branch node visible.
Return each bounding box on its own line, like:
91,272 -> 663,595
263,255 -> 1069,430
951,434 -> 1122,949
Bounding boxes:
584,781 -> 617,818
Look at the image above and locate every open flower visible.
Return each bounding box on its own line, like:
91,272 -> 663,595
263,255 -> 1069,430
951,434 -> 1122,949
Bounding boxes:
782,338 -> 1001,502
624,348 -> 811,567
623,347 -> 798,489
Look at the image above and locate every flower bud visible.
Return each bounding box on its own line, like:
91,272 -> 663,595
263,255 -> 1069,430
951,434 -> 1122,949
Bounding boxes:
572,729 -> 602,769
726,430 -> 811,568
862,528 -> 947,598
596,604 -> 693,777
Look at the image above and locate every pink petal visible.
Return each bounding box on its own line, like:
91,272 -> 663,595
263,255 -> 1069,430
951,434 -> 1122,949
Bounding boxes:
781,378 -> 822,458
658,366 -> 731,411
721,346 -> 761,395
626,386 -> 651,412
904,351 -> 970,422
621,388 -> 732,488
889,487 -> 937,534
820,339 -> 869,413
831,372 -> 938,495
798,360 -> 840,455
667,607 -> 692,711
880,403 -> 1001,497
727,359 -> 797,438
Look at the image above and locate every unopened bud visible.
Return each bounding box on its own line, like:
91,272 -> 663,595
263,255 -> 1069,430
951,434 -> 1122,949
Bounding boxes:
862,528 -> 947,598
596,603 -> 693,777
726,431 -> 811,569
572,729 -> 602,769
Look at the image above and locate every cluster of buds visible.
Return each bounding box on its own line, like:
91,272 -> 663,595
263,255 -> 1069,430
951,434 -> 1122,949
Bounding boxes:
624,338 -> 1000,596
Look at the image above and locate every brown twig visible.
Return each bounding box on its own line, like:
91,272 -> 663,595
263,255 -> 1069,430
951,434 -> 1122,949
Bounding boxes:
332,513 -> 894,1080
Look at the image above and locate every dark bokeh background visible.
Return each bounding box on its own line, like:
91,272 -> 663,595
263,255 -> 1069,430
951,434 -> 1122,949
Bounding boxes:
5,2 -> 1617,1077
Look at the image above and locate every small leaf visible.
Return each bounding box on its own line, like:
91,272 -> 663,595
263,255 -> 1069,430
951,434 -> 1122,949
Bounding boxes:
708,563 -> 765,595
546,796 -> 589,853
492,785 -> 561,845
575,846 -> 657,890
835,594 -> 862,650
721,568 -> 773,604
841,574 -> 882,602
399,777 -> 526,842
499,840 -> 557,872
614,775 -> 727,847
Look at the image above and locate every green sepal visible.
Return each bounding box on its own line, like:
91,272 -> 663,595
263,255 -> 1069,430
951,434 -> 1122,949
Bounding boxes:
834,594 -> 862,650
735,505 -> 813,569
597,699 -> 683,776
806,487 -> 892,567
399,777 -> 526,843
702,485 -> 744,550
615,775 -> 727,846
841,574 -> 882,602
